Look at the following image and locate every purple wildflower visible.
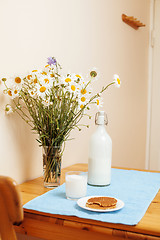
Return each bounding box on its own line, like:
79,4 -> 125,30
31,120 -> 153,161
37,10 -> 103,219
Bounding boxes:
47,57 -> 57,66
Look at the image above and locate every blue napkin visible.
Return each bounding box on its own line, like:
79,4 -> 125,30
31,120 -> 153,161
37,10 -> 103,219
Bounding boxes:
24,168 -> 160,225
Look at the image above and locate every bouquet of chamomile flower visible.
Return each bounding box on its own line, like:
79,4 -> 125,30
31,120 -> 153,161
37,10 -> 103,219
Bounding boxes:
2,57 -> 120,148
2,57 -> 120,186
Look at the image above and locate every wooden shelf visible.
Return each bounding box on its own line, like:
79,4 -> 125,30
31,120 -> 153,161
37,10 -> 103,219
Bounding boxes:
122,14 -> 145,30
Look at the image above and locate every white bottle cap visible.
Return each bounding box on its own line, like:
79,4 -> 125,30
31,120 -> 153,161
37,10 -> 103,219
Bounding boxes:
95,111 -> 108,125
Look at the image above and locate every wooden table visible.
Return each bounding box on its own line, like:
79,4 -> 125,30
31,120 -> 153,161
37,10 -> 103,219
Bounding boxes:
15,164 -> 160,240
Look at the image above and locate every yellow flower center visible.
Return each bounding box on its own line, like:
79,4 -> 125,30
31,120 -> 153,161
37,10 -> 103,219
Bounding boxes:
96,99 -> 99,105
80,104 -> 84,109
34,78 -> 37,84
81,89 -> 87,94
15,77 -> 21,84
76,74 -> 81,78
117,78 -> 120,85
44,78 -> 49,84
50,73 -> 55,78
65,78 -> 71,83
32,70 -> 37,72
45,64 -> 49,68
8,90 -> 12,96
40,86 -> 46,93
71,85 -> 76,91
81,97 -> 86,102
14,90 -> 18,94
27,75 -> 32,80
42,71 -> 47,75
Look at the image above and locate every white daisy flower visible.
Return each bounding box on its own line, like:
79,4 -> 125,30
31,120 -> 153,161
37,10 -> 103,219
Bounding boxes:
25,72 -> 38,85
95,97 -> 103,109
113,74 -> 121,88
11,86 -> 20,99
75,74 -> 82,79
42,65 -> 56,76
31,69 -> 41,82
40,70 -> 48,76
74,74 -> 84,81
28,88 -> 37,98
7,88 -> 13,97
39,75 -> 53,88
26,74 -> 33,83
79,82 -> 92,96
32,69 -> 40,74
49,71 -> 56,79
32,76 -> 38,85
78,95 -> 89,110
60,74 -> 75,86
66,81 -> 79,95
36,84 -> 49,99
5,105 -> 13,114
10,75 -> 24,88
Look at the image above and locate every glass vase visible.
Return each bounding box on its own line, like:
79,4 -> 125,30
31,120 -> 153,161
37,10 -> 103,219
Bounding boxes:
42,145 -> 62,188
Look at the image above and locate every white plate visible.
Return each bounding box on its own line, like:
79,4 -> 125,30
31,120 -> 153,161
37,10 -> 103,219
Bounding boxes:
77,196 -> 124,212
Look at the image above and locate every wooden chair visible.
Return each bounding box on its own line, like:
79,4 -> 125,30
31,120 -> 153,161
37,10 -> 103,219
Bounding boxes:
0,176 -> 23,240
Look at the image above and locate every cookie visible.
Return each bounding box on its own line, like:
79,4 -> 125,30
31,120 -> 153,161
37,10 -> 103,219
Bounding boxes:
86,196 -> 117,209
86,202 -> 116,209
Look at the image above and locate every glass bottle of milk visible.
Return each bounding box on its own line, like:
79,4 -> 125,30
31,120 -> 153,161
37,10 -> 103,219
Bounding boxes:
88,111 -> 112,186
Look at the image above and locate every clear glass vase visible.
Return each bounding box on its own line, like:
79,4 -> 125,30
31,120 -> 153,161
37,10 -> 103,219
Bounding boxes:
42,146 -> 62,188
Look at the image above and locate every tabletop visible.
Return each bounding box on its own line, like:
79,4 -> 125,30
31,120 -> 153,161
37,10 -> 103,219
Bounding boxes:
15,164 -> 160,240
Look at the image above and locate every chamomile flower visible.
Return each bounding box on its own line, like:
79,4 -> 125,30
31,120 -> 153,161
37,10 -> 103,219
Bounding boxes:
74,74 -> 84,81
11,86 -> 20,99
25,72 -> 38,85
11,75 -> 23,88
94,97 -> 103,109
75,74 -> 82,79
6,89 -> 13,97
39,75 -> 53,88
32,76 -> 38,85
36,84 -> 49,99
113,74 -> 121,88
26,74 -> 33,82
78,95 -> 89,110
60,74 -> 75,86
49,70 -> 56,79
31,69 -> 41,81
79,81 -> 92,96
5,104 -> 13,114
43,64 -> 56,75
66,81 -> 79,95
28,88 -> 37,98
41,66 -> 55,78
32,69 -> 39,74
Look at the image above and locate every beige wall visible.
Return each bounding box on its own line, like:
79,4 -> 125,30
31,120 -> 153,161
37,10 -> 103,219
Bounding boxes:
0,0 -> 150,185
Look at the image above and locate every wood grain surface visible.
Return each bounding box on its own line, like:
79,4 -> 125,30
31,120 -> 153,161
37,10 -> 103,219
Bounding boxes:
15,164 -> 160,240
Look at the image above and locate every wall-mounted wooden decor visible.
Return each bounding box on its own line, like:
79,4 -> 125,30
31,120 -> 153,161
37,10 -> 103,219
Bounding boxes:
122,14 -> 146,30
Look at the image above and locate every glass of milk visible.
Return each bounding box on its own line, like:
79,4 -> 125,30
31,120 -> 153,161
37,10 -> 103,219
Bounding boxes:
65,171 -> 87,200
